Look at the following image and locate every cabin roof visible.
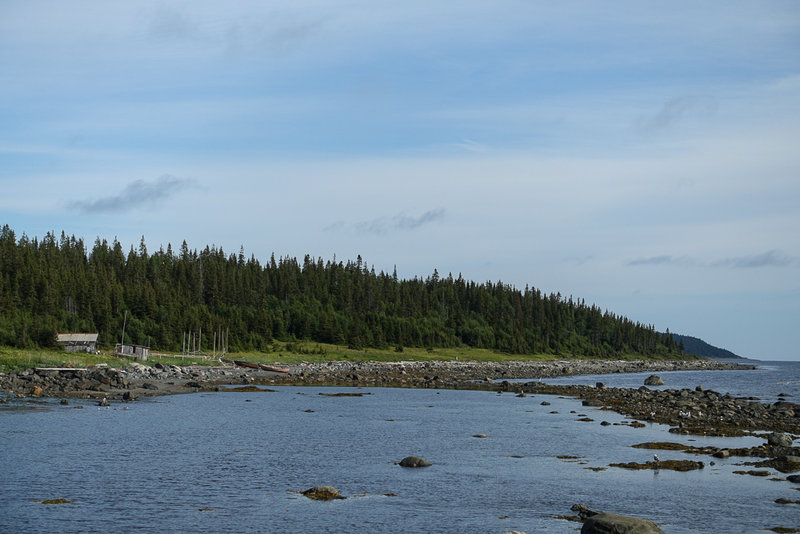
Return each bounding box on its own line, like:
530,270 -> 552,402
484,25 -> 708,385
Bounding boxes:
57,333 -> 99,343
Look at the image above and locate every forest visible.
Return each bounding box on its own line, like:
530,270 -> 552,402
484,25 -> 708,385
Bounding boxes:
0,225 -> 682,357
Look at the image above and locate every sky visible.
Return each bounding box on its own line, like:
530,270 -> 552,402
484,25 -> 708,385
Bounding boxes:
1,1 -> 799,360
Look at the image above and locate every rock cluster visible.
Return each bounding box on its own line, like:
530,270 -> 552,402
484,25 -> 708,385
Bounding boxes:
1,358 -> 750,404
520,382 -> 800,435
274,358 -> 748,389
0,363 -> 269,400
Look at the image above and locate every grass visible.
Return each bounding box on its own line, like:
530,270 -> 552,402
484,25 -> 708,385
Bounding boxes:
0,340 -> 694,372
0,346 -> 132,372
229,341 -> 565,365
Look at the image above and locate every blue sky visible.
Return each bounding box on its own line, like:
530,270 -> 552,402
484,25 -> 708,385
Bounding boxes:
2,1 -> 799,360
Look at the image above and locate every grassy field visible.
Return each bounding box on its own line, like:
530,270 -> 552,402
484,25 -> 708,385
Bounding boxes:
0,341 -> 692,372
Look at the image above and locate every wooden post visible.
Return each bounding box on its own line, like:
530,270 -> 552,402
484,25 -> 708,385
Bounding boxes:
120,310 -> 128,354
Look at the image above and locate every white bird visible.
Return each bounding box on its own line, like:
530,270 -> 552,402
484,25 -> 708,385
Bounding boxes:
653,454 -> 660,463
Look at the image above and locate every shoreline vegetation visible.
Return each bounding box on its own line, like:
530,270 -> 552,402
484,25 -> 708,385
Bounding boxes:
1,226 -> 685,360
0,342 -> 704,373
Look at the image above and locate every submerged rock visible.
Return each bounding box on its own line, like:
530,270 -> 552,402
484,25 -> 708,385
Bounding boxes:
302,486 -> 345,500
399,456 -> 432,468
41,499 -> 73,504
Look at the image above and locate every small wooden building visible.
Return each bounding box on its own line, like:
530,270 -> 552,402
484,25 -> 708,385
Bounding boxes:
115,343 -> 149,361
57,333 -> 99,353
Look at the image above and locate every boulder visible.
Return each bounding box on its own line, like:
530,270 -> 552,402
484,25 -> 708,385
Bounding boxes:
399,456 -> 432,468
581,512 -> 665,534
767,432 -> 794,448
755,455 -> 800,474
787,474 -> 800,483
643,375 -> 664,386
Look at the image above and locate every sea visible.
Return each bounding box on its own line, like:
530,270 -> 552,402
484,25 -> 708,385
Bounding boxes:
1,360 -> 798,533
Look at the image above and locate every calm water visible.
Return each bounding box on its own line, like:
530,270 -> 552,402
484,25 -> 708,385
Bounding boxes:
541,359 -> 800,403
1,360 -> 798,533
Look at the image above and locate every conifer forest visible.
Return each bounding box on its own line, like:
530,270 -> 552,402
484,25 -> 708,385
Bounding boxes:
0,226 -> 681,357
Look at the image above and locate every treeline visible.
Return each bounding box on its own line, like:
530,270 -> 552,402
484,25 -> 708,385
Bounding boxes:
0,225 -> 681,357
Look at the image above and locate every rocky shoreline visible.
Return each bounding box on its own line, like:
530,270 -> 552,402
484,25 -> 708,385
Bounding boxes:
4,358 -> 798,437
5,357 -> 795,435
0,357 -> 748,402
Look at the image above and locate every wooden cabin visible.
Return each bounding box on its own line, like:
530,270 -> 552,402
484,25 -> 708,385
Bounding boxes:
57,333 -> 99,353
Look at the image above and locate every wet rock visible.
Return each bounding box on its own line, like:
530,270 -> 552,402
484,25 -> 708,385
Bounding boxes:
787,475 -> 800,483
301,486 -> 345,500
40,499 -> 74,504
399,456 -> 431,468
768,433 -> 794,448
610,459 -> 704,471
644,375 -> 664,386
755,456 -> 800,474
581,512 -> 665,534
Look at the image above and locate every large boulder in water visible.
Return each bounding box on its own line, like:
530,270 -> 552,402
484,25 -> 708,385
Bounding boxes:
582,512 -> 665,534
399,456 -> 432,468
643,375 -> 664,386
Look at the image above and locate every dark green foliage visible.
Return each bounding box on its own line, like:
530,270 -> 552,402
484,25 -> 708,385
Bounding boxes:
670,333 -> 745,360
0,225 -> 681,357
